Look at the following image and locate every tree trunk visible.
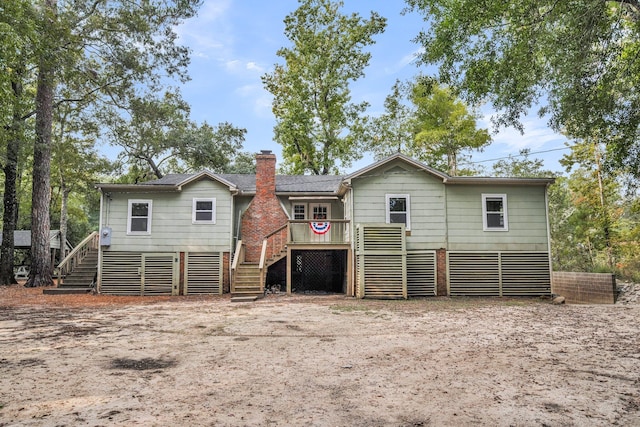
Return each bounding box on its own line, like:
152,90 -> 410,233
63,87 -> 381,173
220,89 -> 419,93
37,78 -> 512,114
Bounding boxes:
0,123 -> 20,286
447,150 -> 458,176
0,66 -> 26,285
594,144 -> 614,269
26,0 -> 57,287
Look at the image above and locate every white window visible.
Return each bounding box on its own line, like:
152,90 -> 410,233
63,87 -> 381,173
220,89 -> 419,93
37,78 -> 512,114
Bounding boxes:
312,204 -> 329,220
127,199 -> 152,235
386,194 -> 411,230
482,194 -> 508,231
192,198 -> 216,223
293,204 -> 306,220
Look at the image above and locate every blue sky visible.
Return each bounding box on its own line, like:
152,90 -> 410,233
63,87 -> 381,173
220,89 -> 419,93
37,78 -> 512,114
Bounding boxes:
173,0 -> 570,174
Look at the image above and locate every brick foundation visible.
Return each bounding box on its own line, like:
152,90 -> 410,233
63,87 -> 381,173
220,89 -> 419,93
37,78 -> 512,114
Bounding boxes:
223,252 -> 230,293
552,272 -> 616,304
436,248 -> 447,296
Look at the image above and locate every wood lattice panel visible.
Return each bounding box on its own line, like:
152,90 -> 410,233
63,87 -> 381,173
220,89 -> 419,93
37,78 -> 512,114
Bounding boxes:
362,254 -> 405,299
142,254 -> 177,296
501,252 -> 551,296
448,251 -> 551,297
100,252 -> 142,295
356,224 -> 407,299
406,251 -> 436,297
186,252 -> 222,295
448,252 -> 500,296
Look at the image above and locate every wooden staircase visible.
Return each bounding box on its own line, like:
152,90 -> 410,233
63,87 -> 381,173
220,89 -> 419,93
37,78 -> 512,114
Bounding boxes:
231,263 -> 263,302
44,232 -> 99,295
231,227 -> 288,302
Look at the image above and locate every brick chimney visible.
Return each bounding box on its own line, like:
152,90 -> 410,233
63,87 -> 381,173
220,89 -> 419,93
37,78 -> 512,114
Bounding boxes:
256,150 -> 276,198
241,150 -> 289,262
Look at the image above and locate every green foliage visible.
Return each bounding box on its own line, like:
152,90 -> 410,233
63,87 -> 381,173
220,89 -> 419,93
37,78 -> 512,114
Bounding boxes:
369,79 -> 415,158
104,91 -> 247,180
263,0 -> 386,174
1,0 -> 202,286
406,0 -> 640,178
223,151 -> 256,174
172,122 -> 248,174
547,138 -> 640,280
369,77 -> 490,175
411,80 -> 490,175
492,149 -> 554,178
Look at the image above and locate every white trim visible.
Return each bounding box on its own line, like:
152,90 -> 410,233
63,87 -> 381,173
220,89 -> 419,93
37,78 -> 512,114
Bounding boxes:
292,202 -> 307,220
127,199 -> 152,235
288,196 -> 339,200
482,194 -> 508,231
192,198 -> 216,224
385,194 -> 411,231
310,202 -> 331,220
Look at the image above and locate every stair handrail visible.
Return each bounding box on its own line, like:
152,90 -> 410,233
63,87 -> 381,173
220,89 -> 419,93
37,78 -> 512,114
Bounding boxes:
263,223 -> 288,264
56,231 -> 99,285
231,240 -> 244,293
259,223 -> 289,293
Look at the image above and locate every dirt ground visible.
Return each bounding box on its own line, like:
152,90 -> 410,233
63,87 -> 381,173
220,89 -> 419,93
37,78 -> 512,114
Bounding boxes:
1,284 -> 639,426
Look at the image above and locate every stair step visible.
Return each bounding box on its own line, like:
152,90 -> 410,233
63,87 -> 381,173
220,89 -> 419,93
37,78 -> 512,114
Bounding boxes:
231,295 -> 261,303
44,287 -> 92,295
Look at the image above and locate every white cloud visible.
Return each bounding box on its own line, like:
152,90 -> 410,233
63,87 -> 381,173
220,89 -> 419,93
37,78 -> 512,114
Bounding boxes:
383,48 -> 424,75
479,112 -> 567,154
246,62 -> 265,73
236,84 -> 273,118
174,0 -> 233,58
225,59 -> 242,71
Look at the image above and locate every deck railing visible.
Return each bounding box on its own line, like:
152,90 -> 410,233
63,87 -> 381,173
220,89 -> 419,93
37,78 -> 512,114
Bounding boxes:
56,231 -> 99,284
263,224 -> 288,261
289,219 -> 350,244
230,240 -> 245,293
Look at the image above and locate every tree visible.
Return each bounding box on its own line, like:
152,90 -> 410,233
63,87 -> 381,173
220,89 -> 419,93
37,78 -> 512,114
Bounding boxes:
369,79 -> 415,159
0,0 -> 37,285
561,138 -> 621,270
492,149 -> 552,178
27,0 -> 58,287
410,80 -> 490,176
406,0 -> 640,178
52,100 -> 110,262
263,0 -> 386,174
368,77 -> 490,175
105,91 -> 247,180
20,0 -> 201,286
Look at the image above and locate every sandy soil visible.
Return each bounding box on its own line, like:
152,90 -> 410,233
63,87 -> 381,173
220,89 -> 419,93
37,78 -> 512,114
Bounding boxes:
1,285 -> 639,426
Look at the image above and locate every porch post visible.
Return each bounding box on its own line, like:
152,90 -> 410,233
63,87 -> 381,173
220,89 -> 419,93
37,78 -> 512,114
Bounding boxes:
286,245 -> 292,295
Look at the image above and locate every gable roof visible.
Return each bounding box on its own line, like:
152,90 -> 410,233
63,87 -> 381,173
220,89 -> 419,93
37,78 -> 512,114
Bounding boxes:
95,153 -> 554,194
344,152 -> 554,186
95,170 -> 238,193
344,153 -> 450,183
218,174 -> 344,195
96,171 -> 344,195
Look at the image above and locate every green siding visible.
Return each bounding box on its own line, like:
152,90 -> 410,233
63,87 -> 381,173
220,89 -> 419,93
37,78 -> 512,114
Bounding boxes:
446,185 -> 549,251
102,179 -> 233,253
351,161 -> 447,250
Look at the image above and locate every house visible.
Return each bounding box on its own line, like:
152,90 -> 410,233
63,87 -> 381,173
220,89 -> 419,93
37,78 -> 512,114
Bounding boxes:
94,151 -> 554,298
0,229 -> 73,268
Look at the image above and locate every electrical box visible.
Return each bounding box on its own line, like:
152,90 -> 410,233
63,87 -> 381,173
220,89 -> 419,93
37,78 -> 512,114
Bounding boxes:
100,227 -> 112,246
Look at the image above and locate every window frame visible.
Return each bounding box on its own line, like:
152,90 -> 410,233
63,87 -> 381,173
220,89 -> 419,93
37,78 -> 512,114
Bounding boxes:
127,199 -> 152,235
292,203 -> 307,220
192,198 -> 216,224
311,203 -> 330,220
385,194 -> 411,230
482,193 -> 509,231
